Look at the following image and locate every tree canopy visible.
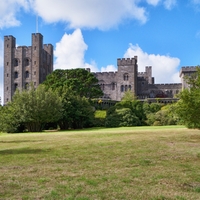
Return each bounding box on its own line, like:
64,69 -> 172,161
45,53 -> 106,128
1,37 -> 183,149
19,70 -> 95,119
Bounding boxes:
42,68 -> 103,99
175,66 -> 200,128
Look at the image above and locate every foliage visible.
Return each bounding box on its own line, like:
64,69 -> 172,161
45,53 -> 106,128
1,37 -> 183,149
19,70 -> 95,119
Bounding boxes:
0,85 -> 62,132
105,90 -> 145,127
58,88 -> 95,130
176,67 -> 200,128
43,68 -> 103,99
93,110 -> 107,127
0,103 -> 24,133
145,103 -> 179,126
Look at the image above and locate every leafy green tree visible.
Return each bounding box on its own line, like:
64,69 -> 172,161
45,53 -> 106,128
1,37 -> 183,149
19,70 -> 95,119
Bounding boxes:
0,103 -> 24,133
43,68 -> 103,99
58,87 -> 95,130
105,90 -> 145,127
175,67 -> 200,128
9,85 -> 62,132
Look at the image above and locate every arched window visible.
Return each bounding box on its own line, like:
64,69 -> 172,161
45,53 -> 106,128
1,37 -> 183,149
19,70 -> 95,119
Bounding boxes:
25,71 -> 29,78
24,58 -> 30,66
111,82 -> 115,90
14,71 -> 18,79
100,84 -> 104,90
123,73 -> 129,81
14,59 -> 19,67
125,85 -> 128,91
121,85 -> 124,92
25,83 -> 29,89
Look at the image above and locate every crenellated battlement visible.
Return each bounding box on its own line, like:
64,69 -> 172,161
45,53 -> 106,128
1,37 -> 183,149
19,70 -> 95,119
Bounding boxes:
179,66 -> 198,77
43,44 -> 53,48
117,56 -> 137,66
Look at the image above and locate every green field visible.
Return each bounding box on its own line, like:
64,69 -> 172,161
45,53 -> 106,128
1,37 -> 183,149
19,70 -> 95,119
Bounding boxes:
0,126 -> 200,200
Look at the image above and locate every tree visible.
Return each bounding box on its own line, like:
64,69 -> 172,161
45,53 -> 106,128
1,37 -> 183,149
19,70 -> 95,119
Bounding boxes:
175,67 -> 200,128
43,68 -> 103,99
9,85 -> 62,132
58,87 -> 95,130
105,90 -> 146,127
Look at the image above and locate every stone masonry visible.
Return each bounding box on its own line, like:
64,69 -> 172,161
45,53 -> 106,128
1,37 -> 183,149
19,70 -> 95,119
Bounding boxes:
94,57 -> 197,101
4,33 -> 53,103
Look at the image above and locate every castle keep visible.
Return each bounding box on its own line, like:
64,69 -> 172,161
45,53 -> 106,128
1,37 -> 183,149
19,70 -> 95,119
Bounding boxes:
4,33 -> 53,103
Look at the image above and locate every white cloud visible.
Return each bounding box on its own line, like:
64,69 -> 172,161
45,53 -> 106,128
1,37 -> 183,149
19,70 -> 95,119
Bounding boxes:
146,0 -> 161,6
54,29 -> 98,72
0,0 -> 29,29
0,37 -> 3,105
124,44 -> 181,83
192,0 -> 200,4
30,0 -> 148,30
101,65 -> 117,72
163,0 -> 176,10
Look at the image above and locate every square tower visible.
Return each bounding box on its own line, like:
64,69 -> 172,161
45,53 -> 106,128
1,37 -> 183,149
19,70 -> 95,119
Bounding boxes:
4,33 -> 53,104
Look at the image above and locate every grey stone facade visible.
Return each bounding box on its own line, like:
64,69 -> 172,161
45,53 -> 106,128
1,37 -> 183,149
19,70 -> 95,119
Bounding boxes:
94,57 -> 197,101
4,33 -> 53,103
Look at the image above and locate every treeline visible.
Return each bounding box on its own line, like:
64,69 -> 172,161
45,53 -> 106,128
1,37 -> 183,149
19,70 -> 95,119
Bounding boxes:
1,67 -> 200,133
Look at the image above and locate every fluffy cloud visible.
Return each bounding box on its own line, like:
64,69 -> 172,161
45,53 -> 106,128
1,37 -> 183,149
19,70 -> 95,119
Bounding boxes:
0,37 -> 3,104
163,0 -> 177,10
146,0 -> 161,6
31,0 -> 148,30
124,44 -> 181,83
54,29 -> 98,72
0,0 -> 29,29
101,65 -> 117,72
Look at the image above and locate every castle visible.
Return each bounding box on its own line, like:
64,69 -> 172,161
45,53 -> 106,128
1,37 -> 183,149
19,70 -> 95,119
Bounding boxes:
93,57 -> 197,102
3,33 -> 197,104
4,33 -> 53,103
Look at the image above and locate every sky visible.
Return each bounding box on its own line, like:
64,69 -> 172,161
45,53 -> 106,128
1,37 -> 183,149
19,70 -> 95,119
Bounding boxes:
0,0 -> 200,104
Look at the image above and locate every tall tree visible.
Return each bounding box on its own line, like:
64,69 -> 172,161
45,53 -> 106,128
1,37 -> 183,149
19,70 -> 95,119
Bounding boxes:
175,66 -> 200,128
10,85 -> 62,132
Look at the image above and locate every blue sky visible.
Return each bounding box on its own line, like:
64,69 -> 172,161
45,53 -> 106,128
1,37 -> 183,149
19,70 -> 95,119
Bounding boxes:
0,0 -> 200,104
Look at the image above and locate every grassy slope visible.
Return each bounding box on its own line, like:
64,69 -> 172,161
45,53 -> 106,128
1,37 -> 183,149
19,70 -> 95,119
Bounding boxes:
0,126 -> 200,200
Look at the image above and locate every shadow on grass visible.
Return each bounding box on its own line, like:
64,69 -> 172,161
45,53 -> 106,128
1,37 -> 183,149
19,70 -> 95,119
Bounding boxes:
0,147 -> 52,155
0,140 -> 43,143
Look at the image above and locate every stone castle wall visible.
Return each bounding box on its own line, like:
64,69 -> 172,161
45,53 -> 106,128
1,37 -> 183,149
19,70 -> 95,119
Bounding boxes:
93,57 -> 195,101
4,33 -> 53,103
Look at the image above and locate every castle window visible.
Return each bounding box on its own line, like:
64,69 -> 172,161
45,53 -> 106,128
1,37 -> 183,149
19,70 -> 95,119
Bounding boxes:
14,71 -> 18,79
34,61 -> 36,65
7,62 -> 9,66
121,85 -> 124,92
25,71 -> 29,78
14,83 -> 18,91
176,90 -> 179,94
7,73 -> 9,77
14,59 -> 18,67
25,83 -> 29,89
34,71 -> 36,75
125,85 -> 128,91
101,84 -> 105,90
34,82 -> 36,86
129,85 -> 131,90
24,58 -> 29,66
124,73 -> 129,81
34,46 -> 36,50
111,82 -> 115,90
7,44 -> 9,48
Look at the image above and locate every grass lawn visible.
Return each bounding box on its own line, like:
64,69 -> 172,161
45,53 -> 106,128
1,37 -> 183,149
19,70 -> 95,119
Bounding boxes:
0,126 -> 200,200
